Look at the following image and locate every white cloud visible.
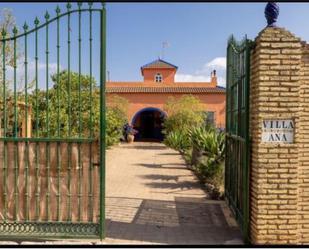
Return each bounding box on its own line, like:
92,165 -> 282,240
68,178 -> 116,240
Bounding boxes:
6,60 -> 60,73
5,59 -> 62,91
175,57 -> 226,87
30,61 -> 60,72
175,74 -> 210,82
206,57 -> 226,69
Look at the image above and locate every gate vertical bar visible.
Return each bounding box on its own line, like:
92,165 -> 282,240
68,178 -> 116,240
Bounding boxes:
237,48 -> 243,216
225,40 -> 228,197
34,17 -> 40,220
45,11 -> 50,221
99,3 -> 106,240
77,2 -> 82,222
243,38 -> 251,243
56,5 -> 61,221
88,2 -> 94,222
12,26 -> 18,221
23,22 -> 29,221
2,29 -> 7,221
66,3 -> 72,222
225,39 -> 230,205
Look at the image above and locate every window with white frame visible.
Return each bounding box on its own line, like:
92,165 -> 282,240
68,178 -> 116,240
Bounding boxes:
204,111 -> 215,126
155,73 -> 163,82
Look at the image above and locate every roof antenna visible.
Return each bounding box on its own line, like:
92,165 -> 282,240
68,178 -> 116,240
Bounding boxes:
161,41 -> 169,60
107,70 -> 110,82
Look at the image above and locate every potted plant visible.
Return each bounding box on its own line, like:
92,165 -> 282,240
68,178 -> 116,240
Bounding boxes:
125,125 -> 138,143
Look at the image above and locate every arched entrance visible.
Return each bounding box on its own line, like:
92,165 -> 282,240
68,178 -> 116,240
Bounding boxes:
132,107 -> 166,142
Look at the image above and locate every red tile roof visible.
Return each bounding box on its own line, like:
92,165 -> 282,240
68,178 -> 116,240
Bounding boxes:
141,59 -> 178,69
106,86 -> 225,94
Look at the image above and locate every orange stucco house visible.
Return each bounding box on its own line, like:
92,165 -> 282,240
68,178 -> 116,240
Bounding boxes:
106,59 -> 226,141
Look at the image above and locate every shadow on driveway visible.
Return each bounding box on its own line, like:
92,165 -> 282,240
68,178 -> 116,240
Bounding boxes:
106,196 -> 243,245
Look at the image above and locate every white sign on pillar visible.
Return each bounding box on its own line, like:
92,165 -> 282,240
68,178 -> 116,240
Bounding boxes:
261,119 -> 294,143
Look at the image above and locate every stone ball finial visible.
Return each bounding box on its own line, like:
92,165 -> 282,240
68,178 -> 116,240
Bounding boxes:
265,2 -> 279,27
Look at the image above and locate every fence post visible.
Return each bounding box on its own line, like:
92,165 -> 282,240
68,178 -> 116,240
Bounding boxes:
99,3 -> 106,241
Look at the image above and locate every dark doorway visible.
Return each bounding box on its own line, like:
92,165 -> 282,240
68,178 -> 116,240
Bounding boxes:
132,108 -> 166,142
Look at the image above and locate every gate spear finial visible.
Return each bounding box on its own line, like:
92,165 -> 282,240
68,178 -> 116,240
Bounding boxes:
12,26 -> 18,36
34,17 -> 39,26
44,11 -> 50,20
23,22 -> 28,32
55,5 -> 61,15
66,3 -> 72,10
1,28 -> 6,38
77,2 -> 83,9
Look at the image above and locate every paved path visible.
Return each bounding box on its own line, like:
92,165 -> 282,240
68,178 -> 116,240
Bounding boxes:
103,142 -> 243,245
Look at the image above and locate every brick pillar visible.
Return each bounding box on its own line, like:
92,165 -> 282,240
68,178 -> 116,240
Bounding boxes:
249,27 -> 302,244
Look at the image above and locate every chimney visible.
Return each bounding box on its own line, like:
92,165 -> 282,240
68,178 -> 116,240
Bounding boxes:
211,69 -> 217,86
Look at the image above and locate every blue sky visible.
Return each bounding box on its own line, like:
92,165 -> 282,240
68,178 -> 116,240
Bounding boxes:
1,2 -> 309,88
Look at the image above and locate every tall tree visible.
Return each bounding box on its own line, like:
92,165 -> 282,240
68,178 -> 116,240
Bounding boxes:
30,70 -> 99,138
0,9 -> 22,88
0,9 -> 23,136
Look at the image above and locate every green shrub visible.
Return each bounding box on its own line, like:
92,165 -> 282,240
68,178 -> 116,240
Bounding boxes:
163,95 -> 204,135
162,95 -> 226,199
106,95 -> 129,147
188,126 -> 209,165
183,148 -> 192,164
188,126 -> 216,150
29,70 -> 100,138
163,130 -> 191,154
188,126 -> 218,165
193,130 -> 225,189
106,108 -> 127,147
195,157 -> 224,187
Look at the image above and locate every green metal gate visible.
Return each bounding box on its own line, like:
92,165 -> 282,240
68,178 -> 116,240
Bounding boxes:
0,3 -> 106,239
225,35 -> 253,242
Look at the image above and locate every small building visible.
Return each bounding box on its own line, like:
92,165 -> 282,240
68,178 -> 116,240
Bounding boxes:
106,59 -> 226,141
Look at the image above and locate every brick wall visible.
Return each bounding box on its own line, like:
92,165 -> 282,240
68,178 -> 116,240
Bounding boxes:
249,27 -> 303,244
